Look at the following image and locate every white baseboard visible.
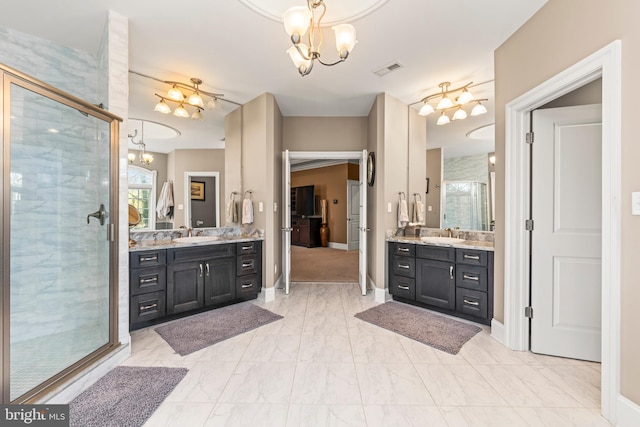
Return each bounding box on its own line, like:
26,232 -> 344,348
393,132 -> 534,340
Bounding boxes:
491,319 -> 506,345
617,395 -> 640,427
328,242 -> 348,250
263,285 -> 276,302
374,287 -> 390,303
45,344 -> 131,404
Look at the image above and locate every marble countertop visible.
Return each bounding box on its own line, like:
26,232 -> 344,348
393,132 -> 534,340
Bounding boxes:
387,236 -> 494,251
129,235 -> 263,252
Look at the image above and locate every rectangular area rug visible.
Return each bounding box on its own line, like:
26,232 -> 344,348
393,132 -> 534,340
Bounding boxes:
155,302 -> 283,356
354,302 -> 481,355
69,366 -> 187,427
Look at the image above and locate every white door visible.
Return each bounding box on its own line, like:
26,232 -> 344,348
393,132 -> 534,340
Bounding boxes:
358,150 -> 368,295
283,149 -> 292,294
530,104 -> 602,362
347,179 -> 360,251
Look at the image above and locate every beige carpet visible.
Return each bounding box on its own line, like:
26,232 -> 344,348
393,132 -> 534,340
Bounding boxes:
290,245 -> 359,282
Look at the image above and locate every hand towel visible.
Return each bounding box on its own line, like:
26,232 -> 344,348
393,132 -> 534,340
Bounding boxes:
242,198 -> 254,224
156,182 -> 174,220
412,202 -> 418,223
416,200 -> 425,224
398,199 -> 409,228
226,196 -> 234,224
232,201 -> 238,223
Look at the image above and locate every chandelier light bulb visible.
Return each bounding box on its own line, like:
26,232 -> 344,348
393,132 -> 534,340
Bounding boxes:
457,88 -> 474,105
207,97 -> 222,110
287,45 -> 312,70
452,106 -> 468,120
191,109 -> 203,120
142,153 -> 154,165
173,104 -> 190,118
166,85 -> 185,102
128,152 -> 136,163
187,91 -> 204,108
436,95 -> 453,110
154,99 -> 171,114
332,24 -> 357,58
419,103 -> 435,116
282,6 -> 312,40
471,101 -> 488,116
437,112 -> 451,125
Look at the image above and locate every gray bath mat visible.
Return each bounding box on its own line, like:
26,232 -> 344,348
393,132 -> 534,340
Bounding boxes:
354,302 -> 481,355
155,302 -> 283,356
69,366 -> 187,427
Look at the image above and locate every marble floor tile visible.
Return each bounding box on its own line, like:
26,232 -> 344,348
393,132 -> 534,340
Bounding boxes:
254,313 -> 305,336
514,407 -> 612,426
356,363 -> 435,406
363,405 -> 448,427
397,335 -> 469,365
241,334 -> 301,362
346,316 -> 397,337
459,333 -> 527,365
286,404 -> 367,427
204,403 -> 288,427
534,364 -> 601,408
218,361 -> 296,404
439,406 -> 530,427
181,332 -> 255,363
290,362 -> 362,405
298,334 -> 354,363
164,361 -> 237,403
302,313 -> 349,336
143,401 -> 215,427
414,363 -> 507,406
349,334 -> 410,363
474,364 -> 582,407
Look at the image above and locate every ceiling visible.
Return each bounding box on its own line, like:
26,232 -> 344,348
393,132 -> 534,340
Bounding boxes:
0,0 -> 547,157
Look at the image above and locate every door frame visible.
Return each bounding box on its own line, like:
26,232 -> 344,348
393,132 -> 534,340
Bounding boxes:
283,151 -> 366,294
346,179 -> 360,251
503,40 -> 621,420
184,171 -> 220,228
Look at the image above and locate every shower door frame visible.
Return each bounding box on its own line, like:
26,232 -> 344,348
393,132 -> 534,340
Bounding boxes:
0,63 -> 122,404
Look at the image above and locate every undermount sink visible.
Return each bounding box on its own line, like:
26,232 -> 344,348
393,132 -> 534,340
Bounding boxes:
420,236 -> 464,244
173,236 -> 221,244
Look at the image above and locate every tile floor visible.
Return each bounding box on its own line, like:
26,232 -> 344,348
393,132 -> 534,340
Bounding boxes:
121,283 -> 611,426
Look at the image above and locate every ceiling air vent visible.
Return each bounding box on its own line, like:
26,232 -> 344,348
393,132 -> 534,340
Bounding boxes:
373,61 -> 404,77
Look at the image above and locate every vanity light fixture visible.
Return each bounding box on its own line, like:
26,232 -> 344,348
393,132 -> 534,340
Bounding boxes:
129,71 -> 241,120
283,0 -> 357,76
415,81 -> 489,125
128,122 -> 154,166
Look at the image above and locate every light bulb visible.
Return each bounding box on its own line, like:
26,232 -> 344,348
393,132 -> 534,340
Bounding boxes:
471,102 -> 488,116
142,153 -> 154,165
436,95 -> 453,110
207,97 -> 222,110
452,107 -> 467,120
166,85 -> 185,101
187,91 -> 204,108
419,103 -> 434,116
282,6 -> 311,40
287,45 -> 312,70
457,88 -> 474,105
128,152 -> 136,163
191,109 -> 203,120
332,24 -> 357,58
173,104 -> 190,118
437,112 -> 450,125
154,99 -> 171,114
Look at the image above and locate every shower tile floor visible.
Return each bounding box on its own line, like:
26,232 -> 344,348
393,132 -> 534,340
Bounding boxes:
121,282 -> 610,426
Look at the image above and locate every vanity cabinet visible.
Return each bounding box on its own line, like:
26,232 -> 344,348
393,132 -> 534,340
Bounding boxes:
388,242 -> 494,325
129,239 -> 263,330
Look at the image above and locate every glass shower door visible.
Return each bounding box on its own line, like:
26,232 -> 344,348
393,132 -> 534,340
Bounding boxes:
7,82 -> 113,402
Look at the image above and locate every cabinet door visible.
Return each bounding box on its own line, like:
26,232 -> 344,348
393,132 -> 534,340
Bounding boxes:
415,259 -> 455,310
167,261 -> 204,314
298,223 -> 310,246
204,256 -> 236,306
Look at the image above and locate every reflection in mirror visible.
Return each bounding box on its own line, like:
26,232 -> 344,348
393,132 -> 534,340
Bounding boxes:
127,166 -> 157,229
441,153 -> 494,231
184,171 -> 220,228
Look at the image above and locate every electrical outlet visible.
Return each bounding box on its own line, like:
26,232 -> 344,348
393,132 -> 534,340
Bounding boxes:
274,202 -> 278,212
177,204 -> 184,210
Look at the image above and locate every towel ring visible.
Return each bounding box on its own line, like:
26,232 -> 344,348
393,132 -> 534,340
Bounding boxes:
398,192 -> 405,200
413,193 -> 421,201
244,190 -> 253,199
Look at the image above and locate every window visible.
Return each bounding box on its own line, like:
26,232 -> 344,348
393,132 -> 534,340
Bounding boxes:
128,166 -> 157,230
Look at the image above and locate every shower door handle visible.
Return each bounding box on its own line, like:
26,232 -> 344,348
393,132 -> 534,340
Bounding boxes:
87,204 -> 107,226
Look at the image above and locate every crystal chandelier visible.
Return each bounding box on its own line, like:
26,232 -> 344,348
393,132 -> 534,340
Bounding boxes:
282,0 -> 358,76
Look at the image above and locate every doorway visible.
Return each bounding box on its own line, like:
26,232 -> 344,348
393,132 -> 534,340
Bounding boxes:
283,150 -> 368,295
504,41 -> 621,420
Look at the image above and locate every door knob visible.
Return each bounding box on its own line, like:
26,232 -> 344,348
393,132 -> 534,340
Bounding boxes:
87,204 -> 107,226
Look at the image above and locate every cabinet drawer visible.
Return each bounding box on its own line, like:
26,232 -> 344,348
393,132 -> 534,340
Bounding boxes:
236,275 -> 260,300
456,248 -> 488,266
130,250 -> 166,268
392,255 -> 415,278
389,275 -> 416,300
456,265 -> 488,292
390,242 -> 415,257
130,291 -> 166,325
456,288 -> 488,319
167,244 -> 235,264
237,255 -> 258,276
130,266 -> 167,296
417,245 -> 455,262
237,241 -> 258,255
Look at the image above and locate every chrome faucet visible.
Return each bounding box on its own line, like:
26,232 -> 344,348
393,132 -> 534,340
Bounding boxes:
179,226 -> 193,237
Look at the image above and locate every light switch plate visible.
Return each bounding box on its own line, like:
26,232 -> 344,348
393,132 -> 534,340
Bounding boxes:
258,202 -> 264,212
274,202 -> 278,212
177,204 -> 184,210
632,192 -> 640,215
387,202 -> 392,213
428,205 -> 433,212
